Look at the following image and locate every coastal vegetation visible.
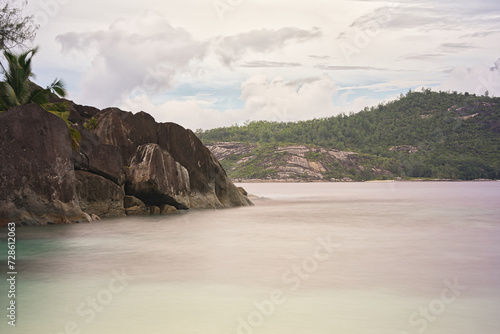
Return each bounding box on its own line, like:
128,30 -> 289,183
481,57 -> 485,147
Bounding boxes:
200,90 -> 500,180
0,48 -> 83,150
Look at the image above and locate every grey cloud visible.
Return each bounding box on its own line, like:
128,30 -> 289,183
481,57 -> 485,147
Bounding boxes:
440,43 -> 474,52
401,53 -> 444,61
460,30 -> 500,38
315,65 -> 388,71
213,27 -> 322,67
309,55 -> 333,60
239,60 -> 302,68
441,43 -> 472,49
401,43 -> 475,61
338,1 -> 500,40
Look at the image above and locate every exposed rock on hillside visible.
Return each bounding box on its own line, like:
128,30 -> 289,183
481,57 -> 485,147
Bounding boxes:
207,142 -> 258,160
390,145 -> 419,154
0,103 -> 252,226
206,142 -> 391,182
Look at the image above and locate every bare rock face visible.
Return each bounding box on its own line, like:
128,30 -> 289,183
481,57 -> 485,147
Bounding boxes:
125,205 -> 149,216
157,122 -> 252,208
94,108 -> 158,164
160,204 -> 177,214
123,195 -> 145,208
0,105 -> 87,225
75,170 -> 126,218
125,144 -> 191,209
72,127 -> 125,185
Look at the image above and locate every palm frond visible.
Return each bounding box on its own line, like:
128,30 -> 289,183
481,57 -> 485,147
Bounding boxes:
28,88 -> 50,106
48,78 -> 67,98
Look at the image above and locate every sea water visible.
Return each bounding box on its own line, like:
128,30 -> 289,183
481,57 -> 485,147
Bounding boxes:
1,182 -> 499,334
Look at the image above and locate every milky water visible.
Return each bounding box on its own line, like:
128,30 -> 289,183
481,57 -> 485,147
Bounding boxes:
1,182 -> 500,334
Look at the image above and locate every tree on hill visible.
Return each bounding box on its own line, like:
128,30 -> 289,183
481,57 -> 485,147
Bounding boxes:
0,0 -> 37,50
198,89 -> 500,180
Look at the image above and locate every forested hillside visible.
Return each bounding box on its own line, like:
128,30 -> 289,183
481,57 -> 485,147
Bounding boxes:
200,90 -> 500,180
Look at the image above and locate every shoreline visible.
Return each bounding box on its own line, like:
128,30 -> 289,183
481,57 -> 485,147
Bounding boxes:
233,178 -> 499,183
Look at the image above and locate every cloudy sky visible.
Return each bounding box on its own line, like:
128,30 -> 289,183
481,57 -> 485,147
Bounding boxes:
20,0 -> 500,129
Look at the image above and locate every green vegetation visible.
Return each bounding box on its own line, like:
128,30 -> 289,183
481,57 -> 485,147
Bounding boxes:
200,90 -> 500,180
84,116 -> 99,131
0,1 -> 37,50
0,48 -> 82,151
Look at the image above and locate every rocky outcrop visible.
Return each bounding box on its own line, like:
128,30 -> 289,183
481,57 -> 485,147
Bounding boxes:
158,123 -> 253,208
72,127 -> 125,185
75,170 -> 126,218
207,142 -> 392,181
93,109 -> 158,164
123,195 -> 149,216
389,145 -> 418,154
0,103 -> 252,225
207,142 -> 258,160
125,144 -> 190,209
0,105 -> 87,225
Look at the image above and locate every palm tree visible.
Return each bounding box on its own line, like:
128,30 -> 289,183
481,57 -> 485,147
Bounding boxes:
0,47 -> 67,109
0,47 -> 81,150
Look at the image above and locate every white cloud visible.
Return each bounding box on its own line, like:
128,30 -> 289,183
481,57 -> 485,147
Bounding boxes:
119,73 -> 388,130
56,11 -> 208,107
239,74 -> 337,122
120,74 -> 339,129
440,59 -> 500,96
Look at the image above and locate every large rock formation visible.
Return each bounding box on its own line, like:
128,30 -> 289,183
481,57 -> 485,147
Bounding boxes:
0,105 -> 87,225
0,103 -> 252,226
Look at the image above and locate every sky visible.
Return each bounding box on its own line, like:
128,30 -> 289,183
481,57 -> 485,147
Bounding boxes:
16,0 -> 500,130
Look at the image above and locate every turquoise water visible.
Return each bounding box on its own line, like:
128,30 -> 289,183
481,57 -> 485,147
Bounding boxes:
1,182 -> 499,333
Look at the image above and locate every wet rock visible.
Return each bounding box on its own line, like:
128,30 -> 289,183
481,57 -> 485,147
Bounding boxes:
123,195 -> 145,209
125,205 -> 149,216
160,204 -> 177,214
149,206 -> 161,215
75,170 -> 126,218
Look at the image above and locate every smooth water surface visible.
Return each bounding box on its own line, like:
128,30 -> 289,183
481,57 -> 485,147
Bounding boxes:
1,182 -> 499,334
